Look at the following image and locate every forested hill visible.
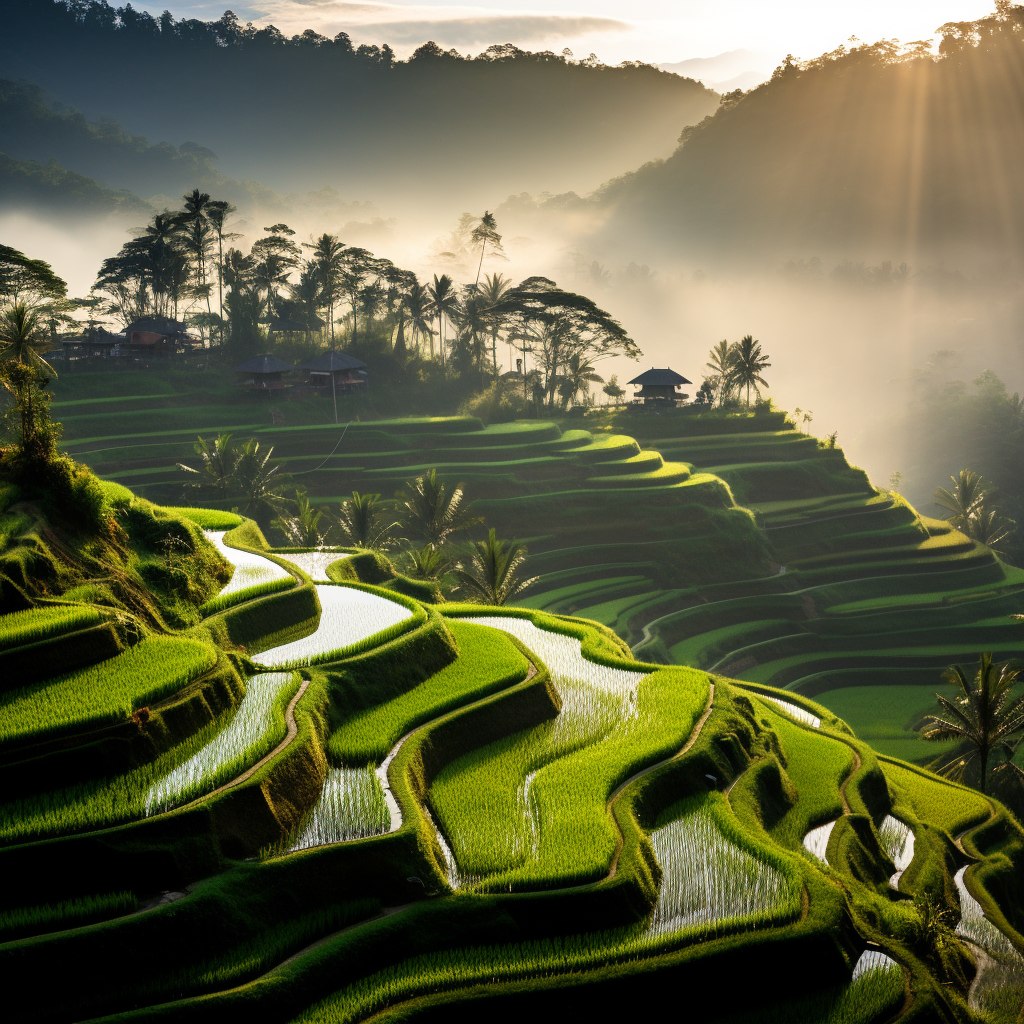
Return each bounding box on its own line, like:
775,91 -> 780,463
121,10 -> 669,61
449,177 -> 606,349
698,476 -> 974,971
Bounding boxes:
3,2 -> 717,209
576,8 -> 1024,266
0,79 -> 229,201
0,150 -> 150,217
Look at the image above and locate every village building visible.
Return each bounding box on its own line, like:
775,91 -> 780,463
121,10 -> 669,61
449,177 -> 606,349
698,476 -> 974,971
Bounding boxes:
123,316 -> 199,355
234,354 -> 294,393
300,351 -> 368,395
627,367 -> 692,407
60,328 -> 124,364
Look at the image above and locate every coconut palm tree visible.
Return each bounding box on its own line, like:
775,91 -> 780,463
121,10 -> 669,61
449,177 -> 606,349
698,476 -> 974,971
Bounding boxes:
307,234 -> 346,346
402,543 -> 452,586
454,529 -> 539,605
396,469 -> 481,547
471,211 -> 503,287
404,280 -> 434,357
427,274 -> 458,369
967,505 -> 1014,554
479,272 -> 512,371
557,352 -> 604,409
234,439 -> 290,519
704,340 -> 736,406
923,654 -> 1024,794
207,199 -> 236,340
274,490 -> 328,547
177,433 -> 243,492
934,469 -> 988,531
333,491 -> 398,549
0,302 -> 56,373
730,335 -> 771,405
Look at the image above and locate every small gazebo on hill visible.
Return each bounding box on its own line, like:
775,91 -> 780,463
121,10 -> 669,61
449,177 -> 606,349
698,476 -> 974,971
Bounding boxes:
301,351 -> 368,395
234,354 -> 293,392
627,367 -> 692,406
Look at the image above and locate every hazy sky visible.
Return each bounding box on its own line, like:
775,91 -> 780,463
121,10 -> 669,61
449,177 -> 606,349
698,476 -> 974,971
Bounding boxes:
144,1 -> 995,65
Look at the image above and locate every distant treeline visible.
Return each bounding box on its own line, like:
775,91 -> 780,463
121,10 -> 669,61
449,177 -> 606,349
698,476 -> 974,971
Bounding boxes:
530,7 -> 1024,265
3,1 -> 716,205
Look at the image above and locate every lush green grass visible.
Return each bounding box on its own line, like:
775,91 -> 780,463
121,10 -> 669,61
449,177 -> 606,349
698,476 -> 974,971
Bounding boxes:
329,620 -> 531,764
881,760 -> 992,836
0,604 -> 106,650
0,891 -> 136,942
165,507 -> 245,530
0,672 -> 301,842
0,636 -> 217,748
813,684 -> 956,761
753,700 -> 855,844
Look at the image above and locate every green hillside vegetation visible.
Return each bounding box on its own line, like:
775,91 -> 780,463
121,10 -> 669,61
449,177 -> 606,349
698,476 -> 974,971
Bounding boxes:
0,149 -> 150,216
0,479 -> 1021,1021
3,1 -> 717,206
517,7 -> 1024,264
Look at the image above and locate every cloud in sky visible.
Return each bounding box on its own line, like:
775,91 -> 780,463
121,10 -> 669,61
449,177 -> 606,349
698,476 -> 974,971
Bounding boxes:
249,1 -> 631,50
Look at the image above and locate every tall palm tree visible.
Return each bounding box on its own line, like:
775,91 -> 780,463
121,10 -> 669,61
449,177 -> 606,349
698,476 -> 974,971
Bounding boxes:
427,274 -> 458,368
454,529 -> 539,605
705,339 -> 736,406
180,189 -> 213,317
479,272 -> 512,372
923,654 -> 1024,794
471,211 -> 502,287
253,253 -> 292,321
207,199 -> 236,341
404,280 -> 434,357
730,335 -> 771,405
0,302 -> 56,374
451,287 -> 491,380
934,469 -> 988,531
307,234 -> 346,346
396,469 -> 481,547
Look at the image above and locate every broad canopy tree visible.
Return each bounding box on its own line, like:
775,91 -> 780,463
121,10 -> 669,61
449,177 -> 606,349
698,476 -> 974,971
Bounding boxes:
492,277 -> 638,409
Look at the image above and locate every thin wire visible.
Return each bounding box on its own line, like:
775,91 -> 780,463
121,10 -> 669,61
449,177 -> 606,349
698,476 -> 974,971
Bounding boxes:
292,421 -> 353,476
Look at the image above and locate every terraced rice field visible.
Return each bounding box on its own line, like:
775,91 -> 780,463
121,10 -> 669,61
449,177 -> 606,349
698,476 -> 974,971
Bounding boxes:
9,392 -> 1022,1019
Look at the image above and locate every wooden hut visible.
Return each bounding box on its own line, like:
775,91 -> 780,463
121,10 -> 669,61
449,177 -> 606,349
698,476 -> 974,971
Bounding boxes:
301,351 -> 368,394
234,354 -> 294,393
123,316 -> 198,355
627,367 -> 692,406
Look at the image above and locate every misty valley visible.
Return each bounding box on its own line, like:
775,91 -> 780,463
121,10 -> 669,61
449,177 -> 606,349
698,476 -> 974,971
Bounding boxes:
1,2 -> 1024,1023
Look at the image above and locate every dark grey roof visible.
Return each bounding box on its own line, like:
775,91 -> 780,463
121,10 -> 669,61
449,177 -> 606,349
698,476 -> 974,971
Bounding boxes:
125,315 -> 187,334
301,351 -> 367,372
627,367 -> 692,386
263,314 -> 326,332
234,354 -> 294,374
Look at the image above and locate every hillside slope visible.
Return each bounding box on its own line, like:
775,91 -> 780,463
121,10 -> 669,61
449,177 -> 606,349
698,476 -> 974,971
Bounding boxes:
531,10 -> 1024,266
0,490 -> 1021,1020
51,375 -> 1024,780
3,2 -> 718,207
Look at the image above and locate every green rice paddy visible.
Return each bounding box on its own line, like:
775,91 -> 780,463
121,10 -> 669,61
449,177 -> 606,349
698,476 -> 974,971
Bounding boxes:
3,394 -> 1022,1021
